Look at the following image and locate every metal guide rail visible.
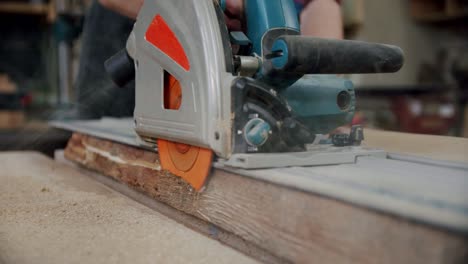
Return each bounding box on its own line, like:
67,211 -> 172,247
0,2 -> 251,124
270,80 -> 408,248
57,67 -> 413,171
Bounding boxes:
51,118 -> 468,234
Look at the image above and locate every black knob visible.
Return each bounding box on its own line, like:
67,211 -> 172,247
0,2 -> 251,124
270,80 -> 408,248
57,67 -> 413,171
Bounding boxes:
105,49 -> 135,88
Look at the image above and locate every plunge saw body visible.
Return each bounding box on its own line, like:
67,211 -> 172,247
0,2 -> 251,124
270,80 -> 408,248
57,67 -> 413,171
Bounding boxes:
105,0 -> 404,190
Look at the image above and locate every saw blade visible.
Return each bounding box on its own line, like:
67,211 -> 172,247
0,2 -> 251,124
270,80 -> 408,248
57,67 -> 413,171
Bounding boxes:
158,139 -> 213,190
158,73 -> 213,190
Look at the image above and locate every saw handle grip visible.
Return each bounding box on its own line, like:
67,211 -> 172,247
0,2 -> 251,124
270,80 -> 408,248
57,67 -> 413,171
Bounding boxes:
268,36 -> 404,75
105,49 -> 135,88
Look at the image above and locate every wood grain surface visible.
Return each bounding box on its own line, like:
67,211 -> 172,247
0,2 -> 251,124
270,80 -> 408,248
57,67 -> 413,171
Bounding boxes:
0,152 -> 258,264
64,133 -> 468,264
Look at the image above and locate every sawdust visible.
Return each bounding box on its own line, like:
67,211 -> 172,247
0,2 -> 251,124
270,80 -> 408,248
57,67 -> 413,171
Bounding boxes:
0,152 -> 258,264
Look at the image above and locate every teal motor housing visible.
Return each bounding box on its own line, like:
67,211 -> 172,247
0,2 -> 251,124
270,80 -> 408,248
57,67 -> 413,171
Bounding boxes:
240,0 -> 358,135
280,75 -> 356,135
229,0 -> 401,148
244,0 -> 300,55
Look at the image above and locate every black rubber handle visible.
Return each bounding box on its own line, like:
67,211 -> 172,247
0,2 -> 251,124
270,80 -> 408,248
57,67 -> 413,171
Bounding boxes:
269,36 -> 404,75
104,49 -> 135,88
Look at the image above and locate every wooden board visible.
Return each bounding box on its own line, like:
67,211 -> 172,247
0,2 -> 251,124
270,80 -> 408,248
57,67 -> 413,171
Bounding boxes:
63,133 -> 468,264
0,152 -> 257,264
364,129 -> 468,163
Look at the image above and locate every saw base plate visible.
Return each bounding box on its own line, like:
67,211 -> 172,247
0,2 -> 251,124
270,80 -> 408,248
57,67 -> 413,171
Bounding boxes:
218,146 -> 386,169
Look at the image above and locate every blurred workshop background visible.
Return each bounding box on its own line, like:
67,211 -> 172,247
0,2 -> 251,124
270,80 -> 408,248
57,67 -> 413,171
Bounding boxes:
0,0 -> 467,155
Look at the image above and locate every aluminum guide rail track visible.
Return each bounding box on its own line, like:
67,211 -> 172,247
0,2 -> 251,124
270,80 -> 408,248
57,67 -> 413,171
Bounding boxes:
51,118 -> 468,233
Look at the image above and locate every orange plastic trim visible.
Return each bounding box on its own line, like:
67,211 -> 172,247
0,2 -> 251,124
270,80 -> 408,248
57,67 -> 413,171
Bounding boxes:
145,15 -> 190,71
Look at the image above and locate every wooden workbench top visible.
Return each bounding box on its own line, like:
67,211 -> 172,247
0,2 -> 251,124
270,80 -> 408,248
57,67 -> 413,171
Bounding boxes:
0,152 -> 257,264
364,129 -> 468,163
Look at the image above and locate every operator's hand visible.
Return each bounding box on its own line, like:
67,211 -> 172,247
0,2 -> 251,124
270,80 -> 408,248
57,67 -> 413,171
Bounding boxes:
100,0 -> 244,30
224,0 -> 244,31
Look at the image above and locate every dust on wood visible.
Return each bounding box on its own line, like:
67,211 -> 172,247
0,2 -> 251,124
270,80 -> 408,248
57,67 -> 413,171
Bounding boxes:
65,133 -> 468,264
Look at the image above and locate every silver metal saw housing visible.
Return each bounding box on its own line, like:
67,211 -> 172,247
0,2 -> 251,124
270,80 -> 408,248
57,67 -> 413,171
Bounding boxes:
127,0 -> 236,158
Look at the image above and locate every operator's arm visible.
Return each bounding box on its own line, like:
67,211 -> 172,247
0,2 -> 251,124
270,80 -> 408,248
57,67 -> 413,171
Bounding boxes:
98,0 -> 243,21
98,0 -> 342,38
99,0 -> 143,19
300,0 -> 343,39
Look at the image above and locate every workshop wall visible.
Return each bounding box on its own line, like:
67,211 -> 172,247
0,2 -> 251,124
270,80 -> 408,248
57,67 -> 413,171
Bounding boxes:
350,0 -> 467,87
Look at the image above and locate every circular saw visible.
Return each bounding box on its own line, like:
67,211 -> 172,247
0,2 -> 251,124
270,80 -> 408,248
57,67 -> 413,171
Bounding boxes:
105,0 -> 404,191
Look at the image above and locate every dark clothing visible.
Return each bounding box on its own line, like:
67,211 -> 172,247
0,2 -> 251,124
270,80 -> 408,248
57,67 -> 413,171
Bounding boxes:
75,1 -> 135,119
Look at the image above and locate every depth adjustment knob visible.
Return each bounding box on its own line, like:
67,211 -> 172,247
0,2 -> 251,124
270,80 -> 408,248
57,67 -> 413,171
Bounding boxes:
243,118 -> 272,147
